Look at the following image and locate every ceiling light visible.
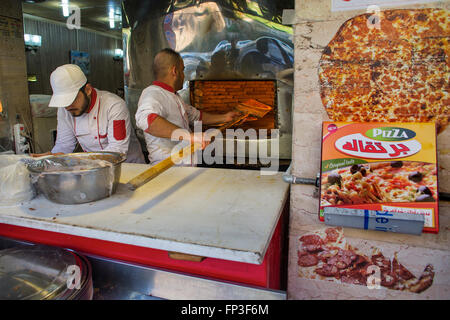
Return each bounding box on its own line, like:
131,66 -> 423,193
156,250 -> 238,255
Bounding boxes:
114,49 -> 123,57
24,33 -> 41,47
31,35 -> 41,46
24,33 -> 42,53
113,49 -> 123,60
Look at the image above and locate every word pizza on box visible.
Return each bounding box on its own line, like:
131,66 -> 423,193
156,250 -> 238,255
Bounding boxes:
319,122 -> 439,233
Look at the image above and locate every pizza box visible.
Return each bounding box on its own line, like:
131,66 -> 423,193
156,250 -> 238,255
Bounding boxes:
319,122 -> 439,234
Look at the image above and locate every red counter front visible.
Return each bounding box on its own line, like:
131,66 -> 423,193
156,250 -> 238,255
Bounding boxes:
0,209 -> 285,290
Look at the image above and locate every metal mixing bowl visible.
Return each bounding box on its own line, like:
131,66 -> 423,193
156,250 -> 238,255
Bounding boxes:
29,152 -> 126,205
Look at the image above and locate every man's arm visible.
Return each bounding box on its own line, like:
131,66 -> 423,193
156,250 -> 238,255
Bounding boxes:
145,115 -> 181,139
201,111 -> 240,125
182,97 -> 239,126
146,115 -> 209,149
51,108 -> 77,154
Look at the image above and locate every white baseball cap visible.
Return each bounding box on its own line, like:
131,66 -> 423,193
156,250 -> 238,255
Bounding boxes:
49,64 -> 87,107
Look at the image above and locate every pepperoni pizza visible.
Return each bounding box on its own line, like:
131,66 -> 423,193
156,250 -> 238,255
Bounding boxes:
319,8 -> 450,133
320,160 -> 438,206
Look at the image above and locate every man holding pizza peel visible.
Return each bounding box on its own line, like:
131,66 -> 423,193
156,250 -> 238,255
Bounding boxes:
135,48 -> 241,165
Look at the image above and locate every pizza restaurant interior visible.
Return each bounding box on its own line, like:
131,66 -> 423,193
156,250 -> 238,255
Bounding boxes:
0,0 -> 449,303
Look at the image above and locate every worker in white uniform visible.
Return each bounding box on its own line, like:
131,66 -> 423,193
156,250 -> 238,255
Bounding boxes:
135,48 -> 239,165
32,64 -> 145,163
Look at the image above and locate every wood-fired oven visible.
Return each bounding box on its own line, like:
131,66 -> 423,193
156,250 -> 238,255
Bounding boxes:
190,79 -> 292,168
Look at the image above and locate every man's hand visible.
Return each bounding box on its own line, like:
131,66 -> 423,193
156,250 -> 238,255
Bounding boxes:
222,111 -> 242,123
201,110 -> 242,125
189,132 -> 211,150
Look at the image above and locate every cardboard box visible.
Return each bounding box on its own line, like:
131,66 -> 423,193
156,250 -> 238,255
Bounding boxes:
319,122 -> 439,233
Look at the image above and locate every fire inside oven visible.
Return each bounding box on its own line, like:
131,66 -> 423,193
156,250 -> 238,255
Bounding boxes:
189,80 -> 277,134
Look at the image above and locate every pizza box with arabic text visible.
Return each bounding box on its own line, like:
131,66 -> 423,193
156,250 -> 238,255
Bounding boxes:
319,122 -> 439,234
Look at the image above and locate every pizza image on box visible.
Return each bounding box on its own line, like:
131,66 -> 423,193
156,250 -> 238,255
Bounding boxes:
297,227 -> 435,294
321,161 -> 437,205
320,122 -> 439,233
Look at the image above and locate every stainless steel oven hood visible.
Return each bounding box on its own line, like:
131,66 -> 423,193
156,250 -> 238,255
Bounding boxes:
122,0 -> 294,163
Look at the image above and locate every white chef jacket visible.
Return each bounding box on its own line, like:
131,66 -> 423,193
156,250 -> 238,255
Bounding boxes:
135,81 -> 201,165
52,88 -> 145,163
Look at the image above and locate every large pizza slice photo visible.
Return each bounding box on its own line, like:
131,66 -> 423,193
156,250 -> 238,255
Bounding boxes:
297,227 -> 435,294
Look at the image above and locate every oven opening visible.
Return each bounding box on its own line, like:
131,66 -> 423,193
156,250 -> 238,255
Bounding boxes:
190,79 -> 278,136
190,79 -> 290,171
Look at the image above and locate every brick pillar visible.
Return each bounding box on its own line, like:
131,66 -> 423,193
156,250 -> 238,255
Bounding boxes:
0,0 -> 32,152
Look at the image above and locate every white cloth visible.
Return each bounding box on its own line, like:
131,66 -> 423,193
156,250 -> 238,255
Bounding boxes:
51,89 -> 145,163
135,85 -> 201,164
0,155 -> 35,205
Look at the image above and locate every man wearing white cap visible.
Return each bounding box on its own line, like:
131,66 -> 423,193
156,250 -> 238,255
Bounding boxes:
35,64 -> 145,163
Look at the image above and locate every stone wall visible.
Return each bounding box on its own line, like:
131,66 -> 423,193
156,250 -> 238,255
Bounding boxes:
289,0 -> 450,299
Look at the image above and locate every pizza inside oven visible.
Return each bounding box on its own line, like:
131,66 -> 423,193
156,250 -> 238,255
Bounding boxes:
297,227 -> 435,293
320,161 -> 437,206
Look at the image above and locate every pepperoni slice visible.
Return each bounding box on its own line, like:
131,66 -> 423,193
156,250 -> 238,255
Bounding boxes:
317,250 -> 337,262
338,249 -> 357,260
353,254 -> 369,266
298,248 -> 308,257
299,234 -> 323,245
302,244 -> 323,253
371,253 -> 391,271
340,269 -> 367,285
325,228 -> 339,242
326,249 -> 357,269
328,256 -> 351,269
381,271 -> 398,287
298,254 -> 319,267
360,263 -> 377,277
392,258 -> 415,280
315,264 -> 338,277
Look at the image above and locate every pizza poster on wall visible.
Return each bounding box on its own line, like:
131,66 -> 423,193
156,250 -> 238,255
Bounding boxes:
319,122 -> 438,233
295,227 -> 439,295
319,8 -> 449,134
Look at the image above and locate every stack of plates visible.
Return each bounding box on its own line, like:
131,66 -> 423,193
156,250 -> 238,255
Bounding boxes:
0,244 -> 93,300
